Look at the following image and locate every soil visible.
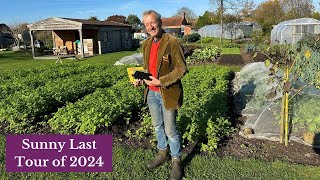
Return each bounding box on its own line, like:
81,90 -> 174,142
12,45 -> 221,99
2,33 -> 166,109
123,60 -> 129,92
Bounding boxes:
107,48 -> 320,166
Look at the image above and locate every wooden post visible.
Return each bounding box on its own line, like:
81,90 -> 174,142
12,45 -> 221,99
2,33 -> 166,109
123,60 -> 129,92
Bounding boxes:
98,41 -> 102,54
52,31 -> 56,48
29,30 -> 35,58
78,29 -> 84,58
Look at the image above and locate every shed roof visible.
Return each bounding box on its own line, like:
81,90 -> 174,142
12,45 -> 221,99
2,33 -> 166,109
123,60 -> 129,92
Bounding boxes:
28,17 -> 131,31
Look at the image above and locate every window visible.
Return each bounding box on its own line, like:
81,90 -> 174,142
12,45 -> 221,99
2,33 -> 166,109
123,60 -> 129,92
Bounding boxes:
295,25 -> 316,34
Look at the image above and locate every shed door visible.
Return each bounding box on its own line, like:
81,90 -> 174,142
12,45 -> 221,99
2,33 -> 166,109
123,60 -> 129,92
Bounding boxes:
114,31 -> 121,51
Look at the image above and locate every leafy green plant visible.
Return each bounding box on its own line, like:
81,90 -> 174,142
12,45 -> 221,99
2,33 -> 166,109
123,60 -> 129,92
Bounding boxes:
245,43 -> 258,52
0,64 -> 127,133
186,45 -> 221,64
260,41 -> 320,143
49,78 -> 144,134
182,33 -> 201,43
291,96 -> 320,133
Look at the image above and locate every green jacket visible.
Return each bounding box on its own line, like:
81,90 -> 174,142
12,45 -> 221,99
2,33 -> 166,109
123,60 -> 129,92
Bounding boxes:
142,32 -> 187,110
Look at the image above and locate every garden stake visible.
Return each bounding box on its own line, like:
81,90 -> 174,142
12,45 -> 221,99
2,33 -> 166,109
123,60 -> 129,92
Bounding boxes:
285,66 -> 289,146
280,93 -> 285,144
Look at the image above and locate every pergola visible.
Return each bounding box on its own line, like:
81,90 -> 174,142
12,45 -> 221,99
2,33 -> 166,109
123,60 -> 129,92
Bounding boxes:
28,17 -> 132,59
28,17 -> 87,58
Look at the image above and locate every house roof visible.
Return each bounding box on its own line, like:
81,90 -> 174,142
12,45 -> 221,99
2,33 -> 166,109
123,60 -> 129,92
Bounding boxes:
161,17 -> 184,27
28,17 -> 131,31
181,13 -> 188,26
62,18 -> 130,27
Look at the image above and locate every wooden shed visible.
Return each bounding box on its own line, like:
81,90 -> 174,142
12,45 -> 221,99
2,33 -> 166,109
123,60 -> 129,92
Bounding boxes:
28,17 -> 133,58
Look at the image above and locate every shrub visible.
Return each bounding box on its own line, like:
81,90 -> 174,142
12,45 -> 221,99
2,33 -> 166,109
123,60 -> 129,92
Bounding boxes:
297,34 -> 320,51
251,30 -> 264,44
182,33 -> 201,43
196,37 -> 215,43
186,45 -> 221,64
244,43 -> 258,52
182,45 -> 199,57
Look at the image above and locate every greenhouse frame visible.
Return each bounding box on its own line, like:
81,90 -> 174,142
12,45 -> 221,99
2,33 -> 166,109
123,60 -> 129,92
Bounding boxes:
271,18 -> 320,45
198,21 -> 262,39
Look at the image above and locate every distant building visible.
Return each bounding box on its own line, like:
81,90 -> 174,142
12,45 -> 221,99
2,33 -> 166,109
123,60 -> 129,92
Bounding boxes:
28,17 -> 133,58
271,18 -> 320,45
161,13 -> 194,36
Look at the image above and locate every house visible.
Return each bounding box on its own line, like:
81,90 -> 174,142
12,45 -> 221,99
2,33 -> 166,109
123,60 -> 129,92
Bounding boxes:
161,13 -> 192,36
28,17 -> 133,58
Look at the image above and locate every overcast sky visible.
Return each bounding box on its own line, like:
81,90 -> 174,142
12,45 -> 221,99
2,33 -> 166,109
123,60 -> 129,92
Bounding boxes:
0,0 -> 319,24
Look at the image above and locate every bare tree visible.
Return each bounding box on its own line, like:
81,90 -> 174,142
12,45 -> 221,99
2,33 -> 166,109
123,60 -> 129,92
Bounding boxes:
281,0 -> 315,19
210,0 -> 241,43
239,0 -> 256,20
0,22 -> 28,47
174,7 -> 197,22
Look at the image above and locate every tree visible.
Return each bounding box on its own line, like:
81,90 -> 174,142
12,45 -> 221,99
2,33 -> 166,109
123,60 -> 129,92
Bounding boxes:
239,0 -> 256,20
174,7 -> 197,22
195,11 -> 217,27
34,31 -> 53,48
281,0 -> 315,19
87,16 -> 99,21
311,11 -> 320,20
253,0 -> 285,34
126,14 -> 141,31
0,22 -> 28,47
210,0 -> 242,43
106,15 -> 127,24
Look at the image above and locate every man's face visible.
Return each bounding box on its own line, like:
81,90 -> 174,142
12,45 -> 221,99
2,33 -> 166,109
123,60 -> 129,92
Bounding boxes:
143,13 -> 161,38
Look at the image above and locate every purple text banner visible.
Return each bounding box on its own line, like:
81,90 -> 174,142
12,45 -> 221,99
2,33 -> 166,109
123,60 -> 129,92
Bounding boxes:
6,134 -> 112,172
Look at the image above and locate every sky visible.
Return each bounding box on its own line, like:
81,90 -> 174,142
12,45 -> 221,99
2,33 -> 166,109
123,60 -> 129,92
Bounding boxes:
0,0 -> 319,25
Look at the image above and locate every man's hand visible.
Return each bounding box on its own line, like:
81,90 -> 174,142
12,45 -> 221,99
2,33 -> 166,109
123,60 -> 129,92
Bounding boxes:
133,79 -> 143,87
144,76 -> 161,87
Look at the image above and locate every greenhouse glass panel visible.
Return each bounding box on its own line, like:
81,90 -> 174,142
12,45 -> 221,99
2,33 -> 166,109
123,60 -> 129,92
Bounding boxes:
309,25 -> 315,33
271,18 -> 320,45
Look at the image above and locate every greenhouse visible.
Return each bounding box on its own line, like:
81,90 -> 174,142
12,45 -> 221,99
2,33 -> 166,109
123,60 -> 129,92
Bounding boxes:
271,18 -> 320,45
198,22 -> 262,39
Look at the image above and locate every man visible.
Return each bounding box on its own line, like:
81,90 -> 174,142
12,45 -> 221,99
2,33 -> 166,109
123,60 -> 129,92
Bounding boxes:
134,10 -> 187,180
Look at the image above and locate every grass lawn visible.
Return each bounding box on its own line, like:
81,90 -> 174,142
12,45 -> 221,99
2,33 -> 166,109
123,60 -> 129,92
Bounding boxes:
1,50 -> 319,179
183,37 -> 232,47
0,51 -> 137,72
221,47 -> 241,55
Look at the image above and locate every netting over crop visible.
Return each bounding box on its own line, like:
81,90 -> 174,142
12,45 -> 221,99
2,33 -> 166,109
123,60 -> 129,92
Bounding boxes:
271,18 -> 320,45
233,62 -> 320,147
198,22 -> 262,39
